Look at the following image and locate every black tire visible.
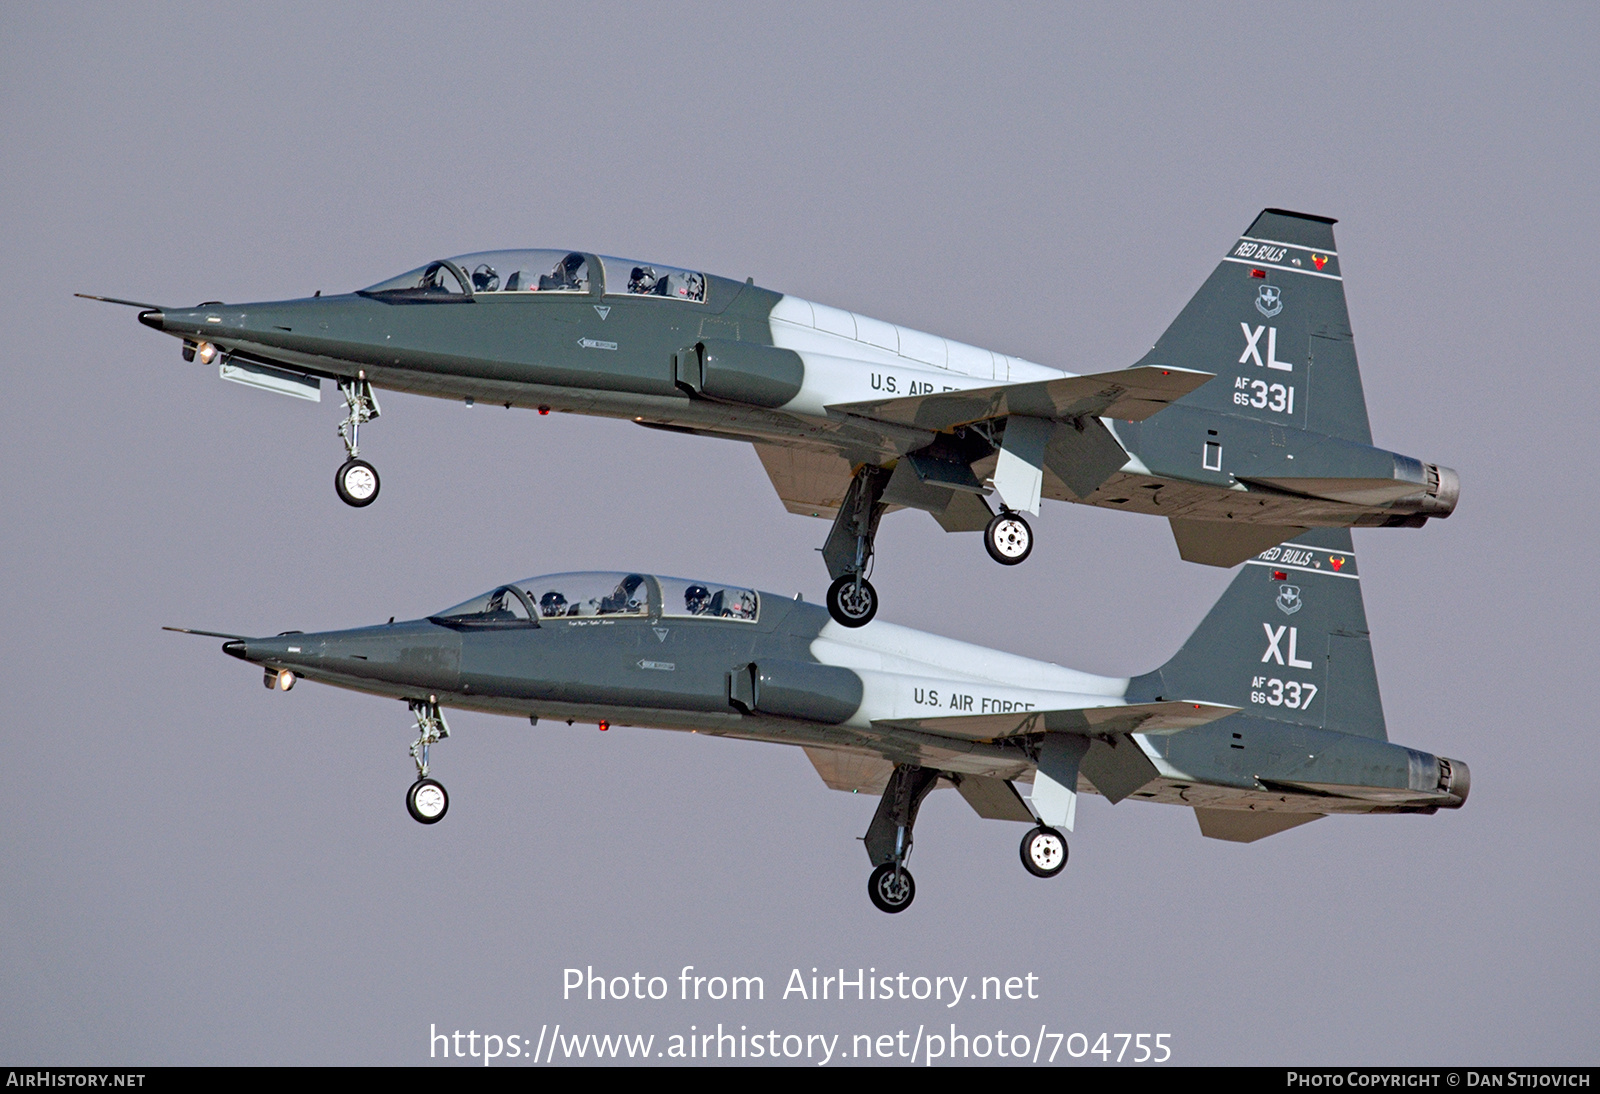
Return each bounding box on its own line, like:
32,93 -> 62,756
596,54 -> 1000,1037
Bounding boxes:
335,458 -> 381,507
867,863 -> 916,913
1019,825 -> 1067,878
826,575 -> 878,628
984,511 -> 1033,565
406,777 -> 449,824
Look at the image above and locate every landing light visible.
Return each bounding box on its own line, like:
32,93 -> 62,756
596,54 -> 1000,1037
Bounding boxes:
196,341 -> 219,364
277,669 -> 296,691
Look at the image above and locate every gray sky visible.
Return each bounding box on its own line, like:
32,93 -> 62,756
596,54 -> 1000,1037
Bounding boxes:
1,2 -> 1594,1065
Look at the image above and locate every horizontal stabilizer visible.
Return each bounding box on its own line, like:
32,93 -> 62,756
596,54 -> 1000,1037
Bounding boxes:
828,366 -> 1213,432
955,775 -> 1035,822
874,700 -> 1237,741
1194,808 -> 1323,843
1169,519 -> 1306,568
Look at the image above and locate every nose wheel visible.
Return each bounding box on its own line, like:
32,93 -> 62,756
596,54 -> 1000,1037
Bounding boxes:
407,777 -> 449,824
406,697 -> 451,825
868,863 -> 916,913
335,458 -> 380,506
1020,825 -> 1067,877
335,375 -> 381,508
984,510 -> 1033,565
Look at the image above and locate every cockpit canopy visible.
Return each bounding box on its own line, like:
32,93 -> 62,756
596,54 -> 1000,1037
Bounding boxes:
429,572 -> 757,628
360,251 -> 705,302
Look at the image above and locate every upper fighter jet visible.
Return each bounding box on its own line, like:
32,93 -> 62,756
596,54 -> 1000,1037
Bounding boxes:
96,209 -> 1458,627
172,529 -> 1468,913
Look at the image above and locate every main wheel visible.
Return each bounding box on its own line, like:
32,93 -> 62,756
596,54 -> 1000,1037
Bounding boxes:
984,511 -> 1033,565
406,777 -> 449,824
1020,825 -> 1067,878
826,575 -> 878,628
335,458 -> 381,507
868,863 -> 916,913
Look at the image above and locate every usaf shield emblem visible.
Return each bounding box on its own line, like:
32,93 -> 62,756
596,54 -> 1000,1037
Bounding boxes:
1276,584 -> 1302,616
1256,284 -> 1283,318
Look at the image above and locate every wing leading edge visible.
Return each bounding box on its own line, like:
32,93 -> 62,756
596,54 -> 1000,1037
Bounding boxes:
826,365 -> 1214,432
872,699 -> 1238,741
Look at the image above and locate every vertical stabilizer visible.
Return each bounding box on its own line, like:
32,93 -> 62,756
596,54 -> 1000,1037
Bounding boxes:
1135,209 -> 1374,445
1130,528 -> 1387,740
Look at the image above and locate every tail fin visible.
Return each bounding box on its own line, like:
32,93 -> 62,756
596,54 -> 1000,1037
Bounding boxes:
1135,208 -> 1373,445
1129,528 -> 1387,740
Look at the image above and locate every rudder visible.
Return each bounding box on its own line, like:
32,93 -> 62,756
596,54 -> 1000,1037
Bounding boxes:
1128,528 -> 1387,740
1134,209 -> 1374,445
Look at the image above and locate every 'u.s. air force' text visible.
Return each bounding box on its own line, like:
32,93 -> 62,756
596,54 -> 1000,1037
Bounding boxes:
912,690 -> 1034,713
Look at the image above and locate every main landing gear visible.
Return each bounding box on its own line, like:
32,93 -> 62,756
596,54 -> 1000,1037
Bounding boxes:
405,696 -> 450,824
822,466 -> 890,628
818,458 -> 1039,625
862,764 -> 939,913
335,374 -> 381,507
984,509 -> 1033,566
1019,825 -> 1068,878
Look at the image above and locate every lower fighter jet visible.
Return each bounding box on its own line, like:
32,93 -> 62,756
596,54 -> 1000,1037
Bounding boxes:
173,529 -> 1468,913
98,209 -> 1457,627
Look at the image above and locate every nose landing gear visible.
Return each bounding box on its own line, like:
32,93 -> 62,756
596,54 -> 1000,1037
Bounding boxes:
406,697 -> 450,825
335,375 -> 381,507
407,777 -> 449,824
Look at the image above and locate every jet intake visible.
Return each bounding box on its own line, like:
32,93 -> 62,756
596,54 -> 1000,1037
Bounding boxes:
676,339 -> 803,408
728,659 -> 862,724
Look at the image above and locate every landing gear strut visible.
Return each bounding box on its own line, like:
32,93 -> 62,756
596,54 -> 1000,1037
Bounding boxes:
335,374 -> 381,507
863,764 -> 940,913
406,696 -> 450,824
822,466 -> 890,628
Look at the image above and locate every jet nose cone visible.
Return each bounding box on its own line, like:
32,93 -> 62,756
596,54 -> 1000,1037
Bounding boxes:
138,308 -> 165,331
223,640 -> 247,660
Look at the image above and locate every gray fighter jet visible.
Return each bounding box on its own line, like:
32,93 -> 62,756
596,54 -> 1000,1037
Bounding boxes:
101,209 -> 1459,627
173,529 -> 1468,913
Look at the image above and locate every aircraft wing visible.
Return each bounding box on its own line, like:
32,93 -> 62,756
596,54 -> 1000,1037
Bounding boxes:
753,443 -> 857,520
826,365 -> 1214,432
872,700 -> 1237,741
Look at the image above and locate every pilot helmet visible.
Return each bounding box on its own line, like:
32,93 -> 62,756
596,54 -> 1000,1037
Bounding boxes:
538,590 -> 568,617
684,584 -> 711,613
